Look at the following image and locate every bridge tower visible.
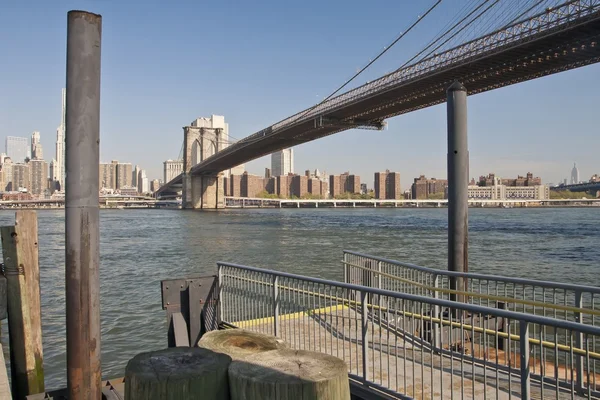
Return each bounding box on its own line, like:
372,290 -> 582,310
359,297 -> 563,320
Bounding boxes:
182,125 -> 225,209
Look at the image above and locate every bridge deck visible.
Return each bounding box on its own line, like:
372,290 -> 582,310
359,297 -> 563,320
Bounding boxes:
233,307 -> 591,399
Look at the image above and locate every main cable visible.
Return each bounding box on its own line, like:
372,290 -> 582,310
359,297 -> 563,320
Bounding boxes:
286,0 -> 443,126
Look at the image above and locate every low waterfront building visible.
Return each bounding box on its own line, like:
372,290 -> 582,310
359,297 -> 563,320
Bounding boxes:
468,184 -> 549,200
478,172 -> 541,187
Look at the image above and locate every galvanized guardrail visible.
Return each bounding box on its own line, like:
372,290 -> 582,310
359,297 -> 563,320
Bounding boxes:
343,250 -> 600,397
218,261 -> 600,399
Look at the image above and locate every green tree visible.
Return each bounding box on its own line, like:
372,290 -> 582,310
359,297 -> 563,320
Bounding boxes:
550,190 -> 592,199
256,191 -> 279,199
427,192 -> 445,200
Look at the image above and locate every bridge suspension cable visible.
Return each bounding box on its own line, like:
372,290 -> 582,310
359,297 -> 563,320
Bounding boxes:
404,0 -> 562,69
393,0 -> 499,74
285,0 -> 443,127
184,0 -> 444,154
186,0 -> 600,169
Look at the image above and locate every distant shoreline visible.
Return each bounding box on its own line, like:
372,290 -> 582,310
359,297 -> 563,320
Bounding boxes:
0,203 -> 597,211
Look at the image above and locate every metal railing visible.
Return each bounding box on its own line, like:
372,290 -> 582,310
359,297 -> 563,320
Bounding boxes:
218,261 -> 600,399
344,250 -> 600,396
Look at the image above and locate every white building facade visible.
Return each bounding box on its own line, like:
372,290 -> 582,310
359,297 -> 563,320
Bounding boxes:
271,148 -> 294,177
163,159 -> 183,183
468,184 -> 549,200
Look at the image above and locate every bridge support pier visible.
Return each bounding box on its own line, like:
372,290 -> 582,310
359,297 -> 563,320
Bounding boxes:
183,173 -> 224,209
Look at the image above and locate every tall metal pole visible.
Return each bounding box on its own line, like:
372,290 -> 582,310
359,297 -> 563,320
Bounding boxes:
447,81 -> 468,304
65,10 -> 102,400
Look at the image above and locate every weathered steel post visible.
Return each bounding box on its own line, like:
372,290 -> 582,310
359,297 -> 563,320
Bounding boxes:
447,81 -> 468,304
65,10 -> 102,400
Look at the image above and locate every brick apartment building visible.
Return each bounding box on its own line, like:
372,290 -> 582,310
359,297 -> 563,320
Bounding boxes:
411,175 -> 448,200
374,170 -> 401,199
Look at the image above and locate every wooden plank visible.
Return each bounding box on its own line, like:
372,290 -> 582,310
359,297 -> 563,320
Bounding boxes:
0,211 -> 45,397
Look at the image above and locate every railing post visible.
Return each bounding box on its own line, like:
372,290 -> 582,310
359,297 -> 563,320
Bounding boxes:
361,290 -> 369,382
217,264 -> 224,325
376,261 -> 382,290
432,274 -> 441,350
377,261 -> 383,311
520,320 -> 531,400
574,290 -> 583,392
273,275 -> 279,337
343,252 -> 348,284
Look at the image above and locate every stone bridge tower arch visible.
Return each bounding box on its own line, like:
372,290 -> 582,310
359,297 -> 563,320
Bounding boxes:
182,126 -> 225,209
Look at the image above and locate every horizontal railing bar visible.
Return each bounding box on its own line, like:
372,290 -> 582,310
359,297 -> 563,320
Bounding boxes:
343,250 -> 600,294
344,260 -> 600,317
217,262 -> 600,337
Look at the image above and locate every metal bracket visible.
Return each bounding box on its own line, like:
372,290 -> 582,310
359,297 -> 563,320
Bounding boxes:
161,275 -> 218,347
0,270 -> 6,320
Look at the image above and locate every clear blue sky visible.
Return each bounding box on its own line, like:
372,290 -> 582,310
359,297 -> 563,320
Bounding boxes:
1,0 -> 598,190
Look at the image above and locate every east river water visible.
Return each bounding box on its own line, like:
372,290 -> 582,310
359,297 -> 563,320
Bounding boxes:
0,207 -> 598,389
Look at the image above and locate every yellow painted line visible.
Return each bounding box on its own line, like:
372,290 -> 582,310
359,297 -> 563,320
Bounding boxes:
232,304 -> 348,328
222,273 -> 600,359
344,260 -> 600,318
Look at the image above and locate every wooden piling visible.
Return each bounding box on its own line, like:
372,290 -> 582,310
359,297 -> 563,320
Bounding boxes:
125,347 -> 231,400
229,349 -> 351,400
0,210 -> 45,398
198,329 -> 288,360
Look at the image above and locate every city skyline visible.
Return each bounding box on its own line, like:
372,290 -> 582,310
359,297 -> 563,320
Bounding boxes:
1,1 -> 599,189
2,122 -> 594,193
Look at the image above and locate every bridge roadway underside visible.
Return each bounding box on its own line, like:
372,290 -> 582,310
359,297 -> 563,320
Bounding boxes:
188,11 -> 600,177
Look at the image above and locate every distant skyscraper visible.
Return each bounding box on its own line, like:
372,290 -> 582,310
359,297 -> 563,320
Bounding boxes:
138,169 -> 149,194
55,88 -> 66,190
271,148 -> 294,176
12,163 -> 30,191
99,162 -> 117,189
29,159 -> 49,196
49,159 -> 59,191
164,159 -> 183,183
116,163 -> 133,189
150,179 -> 161,193
571,163 -> 580,184
133,165 -> 140,188
31,131 -> 43,159
5,136 -> 29,163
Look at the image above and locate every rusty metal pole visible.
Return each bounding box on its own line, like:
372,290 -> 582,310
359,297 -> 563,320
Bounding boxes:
447,81 -> 468,304
65,10 -> 102,400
